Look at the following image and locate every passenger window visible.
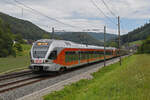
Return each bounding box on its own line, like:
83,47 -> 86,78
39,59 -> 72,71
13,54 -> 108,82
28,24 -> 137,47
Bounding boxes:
48,51 -> 57,60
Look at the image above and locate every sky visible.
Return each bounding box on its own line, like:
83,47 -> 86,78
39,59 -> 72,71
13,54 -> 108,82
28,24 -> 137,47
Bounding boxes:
0,0 -> 150,34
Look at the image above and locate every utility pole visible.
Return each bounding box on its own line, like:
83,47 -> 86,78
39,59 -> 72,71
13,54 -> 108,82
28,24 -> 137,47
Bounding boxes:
51,27 -> 54,39
104,26 -> 106,67
118,16 -> 121,65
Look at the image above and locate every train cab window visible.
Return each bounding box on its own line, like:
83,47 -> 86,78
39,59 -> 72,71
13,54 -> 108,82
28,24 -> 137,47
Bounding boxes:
48,50 -> 57,60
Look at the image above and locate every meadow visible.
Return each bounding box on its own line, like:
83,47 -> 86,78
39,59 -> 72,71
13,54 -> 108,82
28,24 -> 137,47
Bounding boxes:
44,54 -> 150,100
0,44 -> 31,74
129,40 -> 143,46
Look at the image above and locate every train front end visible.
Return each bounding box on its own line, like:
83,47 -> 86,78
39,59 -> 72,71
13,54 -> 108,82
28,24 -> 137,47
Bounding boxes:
29,40 -> 60,72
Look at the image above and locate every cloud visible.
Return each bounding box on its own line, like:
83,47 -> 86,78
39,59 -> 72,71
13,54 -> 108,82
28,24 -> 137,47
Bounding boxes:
0,0 -> 149,34
109,0 -> 150,19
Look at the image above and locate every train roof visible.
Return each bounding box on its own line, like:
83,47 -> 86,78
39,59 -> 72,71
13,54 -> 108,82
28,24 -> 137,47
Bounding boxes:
35,39 -> 116,50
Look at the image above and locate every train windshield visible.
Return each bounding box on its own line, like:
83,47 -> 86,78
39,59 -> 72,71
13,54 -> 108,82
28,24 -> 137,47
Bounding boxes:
32,42 -> 51,58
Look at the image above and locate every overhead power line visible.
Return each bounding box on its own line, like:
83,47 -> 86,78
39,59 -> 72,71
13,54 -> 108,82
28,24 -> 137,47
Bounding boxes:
90,0 -> 117,25
3,0 -> 23,11
14,0 -> 80,28
5,0 -> 105,31
3,0 -> 50,28
5,0 -> 109,32
100,0 -> 117,18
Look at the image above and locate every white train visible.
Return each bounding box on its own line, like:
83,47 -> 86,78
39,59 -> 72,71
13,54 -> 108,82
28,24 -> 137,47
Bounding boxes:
29,39 -> 118,72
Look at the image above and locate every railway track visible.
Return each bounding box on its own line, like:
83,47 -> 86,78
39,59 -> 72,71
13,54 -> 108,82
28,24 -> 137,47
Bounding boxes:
0,61 -> 104,94
0,74 -> 57,94
0,68 -> 79,94
0,70 -> 33,81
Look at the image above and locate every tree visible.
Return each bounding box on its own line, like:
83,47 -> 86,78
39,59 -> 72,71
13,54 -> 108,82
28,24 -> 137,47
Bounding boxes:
14,43 -> 23,52
42,34 -> 50,39
0,18 -> 14,57
138,36 -> 150,53
14,34 -> 25,44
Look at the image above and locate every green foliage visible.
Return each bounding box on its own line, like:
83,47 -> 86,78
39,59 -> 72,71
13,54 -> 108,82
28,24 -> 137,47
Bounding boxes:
42,33 -> 50,39
138,36 -> 150,53
129,40 -> 143,46
13,43 -> 23,56
11,48 -> 17,57
0,49 -> 9,57
121,22 -> 150,44
0,12 -> 114,46
0,18 -> 14,57
87,32 -> 117,41
19,44 -> 32,56
0,56 -> 29,73
0,44 -> 31,73
58,32 -> 103,46
106,41 -> 118,47
0,17 -> 25,57
0,12 -> 50,40
14,34 -> 25,44
44,54 -> 150,100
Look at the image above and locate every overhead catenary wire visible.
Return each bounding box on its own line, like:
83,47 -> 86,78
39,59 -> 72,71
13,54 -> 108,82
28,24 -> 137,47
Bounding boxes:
2,0 -> 25,13
3,0 -> 48,22
4,0 -> 116,33
100,0 -> 117,18
14,0 -> 104,31
3,0 -> 54,29
90,0 -> 117,26
5,0 -> 105,32
14,0 -> 81,29
3,0 -> 81,33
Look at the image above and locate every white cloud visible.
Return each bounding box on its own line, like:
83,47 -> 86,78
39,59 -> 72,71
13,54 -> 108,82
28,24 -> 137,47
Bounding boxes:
0,0 -> 149,34
109,0 -> 150,19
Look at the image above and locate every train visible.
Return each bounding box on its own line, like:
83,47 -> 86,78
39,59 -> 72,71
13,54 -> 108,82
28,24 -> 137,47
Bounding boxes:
29,39 -> 120,72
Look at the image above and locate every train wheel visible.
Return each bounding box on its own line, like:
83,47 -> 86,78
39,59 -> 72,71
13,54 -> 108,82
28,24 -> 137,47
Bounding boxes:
58,67 -> 66,74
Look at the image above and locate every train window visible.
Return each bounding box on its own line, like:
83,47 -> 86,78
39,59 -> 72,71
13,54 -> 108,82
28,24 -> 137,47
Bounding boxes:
65,52 -> 68,62
32,42 -> 51,58
33,51 -> 47,58
48,51 -> 57,60
65,51 -> 76,62
106,51 -> 112,55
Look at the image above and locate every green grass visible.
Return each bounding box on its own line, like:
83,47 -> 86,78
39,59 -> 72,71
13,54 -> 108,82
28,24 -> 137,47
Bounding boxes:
0,44 -> 31,73
130,40 -> 143,46
44,54 -> 150,100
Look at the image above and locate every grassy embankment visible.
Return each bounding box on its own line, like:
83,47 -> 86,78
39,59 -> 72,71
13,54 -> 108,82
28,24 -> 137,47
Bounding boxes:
44,54 -> 150,100
0,44 -> 31,74
130,40 -> 143,46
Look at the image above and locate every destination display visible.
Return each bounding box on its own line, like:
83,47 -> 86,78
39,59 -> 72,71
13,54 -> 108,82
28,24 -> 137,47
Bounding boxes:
37,42 -> 48,46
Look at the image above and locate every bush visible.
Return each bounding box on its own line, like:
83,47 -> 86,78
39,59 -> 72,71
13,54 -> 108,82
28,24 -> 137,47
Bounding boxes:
138,36 -> 150,53
14,43 -> 23,51
14,34 -> 26,44
11,48 -> 17,57
0,49 -> 9,57
13,43 -> 23,56
0,18 -> 14,57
